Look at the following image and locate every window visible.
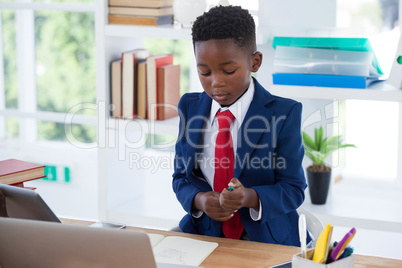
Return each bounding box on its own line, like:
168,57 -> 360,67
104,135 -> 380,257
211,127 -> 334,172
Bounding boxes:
0,1 -> 96,143
0,0 -> 98,220
343,100 -> 398,181
337,0 -> 400,182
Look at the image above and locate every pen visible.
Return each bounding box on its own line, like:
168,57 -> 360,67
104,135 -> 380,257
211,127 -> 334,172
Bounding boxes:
339,246 -> 354,259
227,181 -> 239,191
298,214 -> 307,258
330,227 -> 356,262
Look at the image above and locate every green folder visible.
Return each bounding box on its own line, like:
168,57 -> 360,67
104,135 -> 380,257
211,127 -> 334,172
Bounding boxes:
272,37 -> 384,76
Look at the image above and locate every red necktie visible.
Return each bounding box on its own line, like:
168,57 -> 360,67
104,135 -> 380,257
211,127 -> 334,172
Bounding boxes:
213,110 -> 244,239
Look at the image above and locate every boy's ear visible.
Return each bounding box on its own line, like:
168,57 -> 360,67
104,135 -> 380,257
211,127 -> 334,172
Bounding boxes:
251,51 -> 263,72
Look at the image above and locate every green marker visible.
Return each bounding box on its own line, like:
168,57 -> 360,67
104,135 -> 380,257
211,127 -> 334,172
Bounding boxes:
228,186 -> 234,191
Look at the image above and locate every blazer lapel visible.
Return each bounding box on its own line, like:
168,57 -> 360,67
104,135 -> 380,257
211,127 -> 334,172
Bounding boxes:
234,79 -> 275,178
185,92 -> 212,175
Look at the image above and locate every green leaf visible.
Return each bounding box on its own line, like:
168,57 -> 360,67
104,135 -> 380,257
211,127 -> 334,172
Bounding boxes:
315,126 -> 324,150
303,126 -> 356,166
321,136 -> 341,153
339,144 -> 357,149
320,137 -> 328,154
304,148 -> 317,163
302,131 -> 317,151
304,146 -> 326,165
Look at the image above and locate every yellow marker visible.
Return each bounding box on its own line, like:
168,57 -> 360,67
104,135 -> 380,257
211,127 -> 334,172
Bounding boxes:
313,224 -> 333,263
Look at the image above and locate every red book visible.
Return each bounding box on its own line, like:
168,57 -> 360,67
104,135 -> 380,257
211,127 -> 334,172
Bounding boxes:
157,64 -> 180,120
146,54 -> 174,120
121,48 -> 149,119
0,159 -> 45,186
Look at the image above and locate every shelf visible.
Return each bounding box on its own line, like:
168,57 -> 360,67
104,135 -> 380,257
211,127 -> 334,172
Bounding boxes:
104,24 -> 192,40
269,81 -> 402,102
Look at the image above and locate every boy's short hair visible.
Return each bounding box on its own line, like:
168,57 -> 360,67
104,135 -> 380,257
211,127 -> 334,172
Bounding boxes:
192,5 -> 256,55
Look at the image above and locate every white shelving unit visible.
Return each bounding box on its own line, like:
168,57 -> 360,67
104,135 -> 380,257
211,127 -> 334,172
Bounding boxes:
105,24 -> 191,40
95,1 -> 402,239
96,1 -> 191,229
269,82 -> 402,102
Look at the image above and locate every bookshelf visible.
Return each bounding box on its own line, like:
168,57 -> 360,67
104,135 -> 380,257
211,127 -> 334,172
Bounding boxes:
96,0 -> 192,229
105,24 -> 192,40
95,1 -> 402,231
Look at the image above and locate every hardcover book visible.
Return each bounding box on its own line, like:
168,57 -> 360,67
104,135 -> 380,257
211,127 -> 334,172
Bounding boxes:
0,159 -> 46,186
136,61 -> 147,119
108,0 -> 173,8
109,15 -> 173,26
121,49 -> 149,119
110,59 -> 122,118
157,64 -> 180,120
109,7 -> 173,17
146,54 -> 174,120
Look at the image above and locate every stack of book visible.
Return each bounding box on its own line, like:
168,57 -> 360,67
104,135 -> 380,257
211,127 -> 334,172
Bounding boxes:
0,159 -> 46,188
108,0 -> 174,26
271,37 -> 384,89
110,49 -> 180,121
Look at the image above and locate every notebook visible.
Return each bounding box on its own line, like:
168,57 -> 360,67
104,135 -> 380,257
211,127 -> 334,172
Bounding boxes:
148,233 -> 218,266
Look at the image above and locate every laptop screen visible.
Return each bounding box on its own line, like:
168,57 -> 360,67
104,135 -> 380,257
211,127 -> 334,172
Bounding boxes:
0,183 -> 61,223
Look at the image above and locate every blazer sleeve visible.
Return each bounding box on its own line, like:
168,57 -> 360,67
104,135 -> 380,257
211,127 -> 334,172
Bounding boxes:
251,102 -> 306,223
172,94 -> 202,215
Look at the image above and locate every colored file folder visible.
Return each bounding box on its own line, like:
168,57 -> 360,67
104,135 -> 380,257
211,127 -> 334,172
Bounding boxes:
273,46 -> 375,77
272,37 -> 383,76
272,73 -> 381,89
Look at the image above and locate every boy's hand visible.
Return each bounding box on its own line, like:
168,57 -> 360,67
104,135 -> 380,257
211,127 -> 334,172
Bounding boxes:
193,191 -> 235,222
219,178 -> 260,211
219,178 -> 245,211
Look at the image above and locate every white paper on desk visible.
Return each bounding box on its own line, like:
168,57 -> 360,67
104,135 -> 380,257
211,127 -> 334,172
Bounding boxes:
152,236 -> 218,266
147,233 -> 165,247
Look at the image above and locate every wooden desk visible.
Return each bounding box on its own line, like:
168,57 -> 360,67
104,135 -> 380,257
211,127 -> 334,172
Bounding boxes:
63,219 -> 402,268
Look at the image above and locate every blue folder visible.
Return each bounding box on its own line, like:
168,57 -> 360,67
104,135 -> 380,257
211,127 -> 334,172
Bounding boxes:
272,73 -> 380,89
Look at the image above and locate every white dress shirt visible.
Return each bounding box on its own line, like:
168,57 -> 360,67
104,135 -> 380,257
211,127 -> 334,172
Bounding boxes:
195,79 -> 262,221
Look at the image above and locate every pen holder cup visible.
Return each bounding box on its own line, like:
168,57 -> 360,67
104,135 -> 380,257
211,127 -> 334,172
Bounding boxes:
292,249 -> 354,268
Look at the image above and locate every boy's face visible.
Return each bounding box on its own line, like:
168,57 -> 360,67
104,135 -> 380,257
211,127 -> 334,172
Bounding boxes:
194,39 -> 262,107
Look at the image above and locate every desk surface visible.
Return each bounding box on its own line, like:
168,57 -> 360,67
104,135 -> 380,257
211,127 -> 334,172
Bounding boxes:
63,218 -> 402,268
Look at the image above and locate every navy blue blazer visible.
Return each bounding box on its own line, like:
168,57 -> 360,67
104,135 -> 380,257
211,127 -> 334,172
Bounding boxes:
172,78 -> 307,246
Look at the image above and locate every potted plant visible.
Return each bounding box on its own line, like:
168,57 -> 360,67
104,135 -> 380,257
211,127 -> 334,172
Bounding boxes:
302,126 -> 356,204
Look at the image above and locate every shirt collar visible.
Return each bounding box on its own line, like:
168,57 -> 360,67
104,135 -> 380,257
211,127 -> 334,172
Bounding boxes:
209,79 -> 255,126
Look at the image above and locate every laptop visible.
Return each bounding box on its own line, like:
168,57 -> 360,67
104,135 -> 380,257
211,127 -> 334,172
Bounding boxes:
0,186 -> 201,268
0,217 -> 157,268
0,184 -> 127,228
0,183 -> 61,222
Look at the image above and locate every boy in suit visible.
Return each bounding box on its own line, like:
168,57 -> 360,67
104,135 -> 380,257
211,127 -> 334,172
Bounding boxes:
172,5 -> 308,246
